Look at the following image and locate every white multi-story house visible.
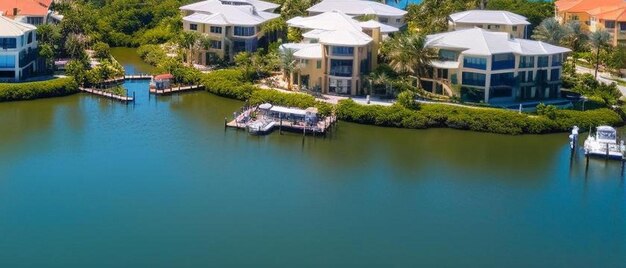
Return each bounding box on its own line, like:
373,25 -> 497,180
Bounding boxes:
307,0 -> 407,28
180,0 -> 280,64
423,28 -> 571,104
448,10 -> 531,38
281,11 -> 399,95
0,0 -> 61,26
0,15 -> 39,82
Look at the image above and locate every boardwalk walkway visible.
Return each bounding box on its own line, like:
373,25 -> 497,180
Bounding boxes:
149,84 -> 203,95
80,87 -> 133,102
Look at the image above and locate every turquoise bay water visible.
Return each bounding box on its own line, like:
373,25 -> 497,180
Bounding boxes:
0,49 -> 624,267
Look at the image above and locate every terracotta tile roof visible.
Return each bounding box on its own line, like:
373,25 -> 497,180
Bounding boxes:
556,0 -> 624,13
595,5 -> 626,21
0,0 -> 52,18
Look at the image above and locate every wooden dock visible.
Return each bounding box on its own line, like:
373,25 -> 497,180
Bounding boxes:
80,87 -> 133,102
226,107 -> 337,136
149,84 -> 203,95
124,74 -> 153,80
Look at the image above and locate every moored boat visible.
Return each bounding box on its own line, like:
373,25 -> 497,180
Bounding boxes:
583,126 -> 625,159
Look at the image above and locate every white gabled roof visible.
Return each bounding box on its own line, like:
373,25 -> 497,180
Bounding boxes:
280,43 -> 323,59
426,28 -> 570,56
449,10 -> 530,26
359,20 -> 399,33
0,15 -> 36,37
287,11 -> 373,46
307,0 -> 407,17
181,0 -> 278,12
181,0 -> 279,26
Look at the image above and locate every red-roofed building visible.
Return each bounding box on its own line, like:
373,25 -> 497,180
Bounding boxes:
0,0 -> 59,26
556,0 -> 626,46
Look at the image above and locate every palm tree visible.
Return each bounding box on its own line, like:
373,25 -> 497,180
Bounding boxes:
179,31 -> 200,67
589,29 -> 611,78
280,48 -> 298,90
382,33 -> 435,82
532,18 -> 565,45
562,21 -> 588,69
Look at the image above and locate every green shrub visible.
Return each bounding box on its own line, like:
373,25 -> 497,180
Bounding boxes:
93,41 -> 111,59
0,78 -> 79,102
336,99 -> 623,135
137,44 -> 167,67
201,69 -> 258,100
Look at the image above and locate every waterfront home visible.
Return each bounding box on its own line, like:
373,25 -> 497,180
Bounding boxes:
0,0 -> 61,25
280,11 -> 398,95
423,28 -> 571,104
0,15 -> 40,82
556,0 -> 626,46
180,0 -> 280,64
307,0 -> 407,28
448,10 -> 531,38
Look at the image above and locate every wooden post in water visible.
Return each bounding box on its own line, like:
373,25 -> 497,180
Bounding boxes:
279,117 -> 283,135
585,153 -> 590,173
224,117 -> 227,129
133,91 -> 136,107
606,143 -> 610,160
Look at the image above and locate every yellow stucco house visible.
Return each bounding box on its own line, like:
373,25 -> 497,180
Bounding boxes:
556,0 -> 626,46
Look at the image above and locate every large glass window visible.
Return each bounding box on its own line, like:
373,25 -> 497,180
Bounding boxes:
330,59 -> 353,77
551,54 -> 562,66
331,46 -> 354,56
27,32 -> 33,44
462,72 -> 486,87
519,56 -> 534,68
537,56 -> 549,68
550,68 -> 560,81
439,49 -> 458,61
605,20 -> 616,29
463,57 -> 487,70
210,40 -> 222,49
0,38 -> 17,49
27,17 -> 43,25
189,24 -> 198,31
234,26 -> 255,36
490,72 -> 515,87
491,53 -> 515,70
210,26 -> 222,34
0,55 -> 15,68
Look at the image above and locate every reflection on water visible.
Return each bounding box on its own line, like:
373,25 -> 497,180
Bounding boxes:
0,76 -> 624,267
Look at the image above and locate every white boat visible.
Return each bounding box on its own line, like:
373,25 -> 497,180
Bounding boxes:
583,126 -> 625,159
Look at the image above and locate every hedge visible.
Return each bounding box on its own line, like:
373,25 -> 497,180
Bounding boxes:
336,99 -> 623,135
0,77 -> 79,102
201,69 -> 258,100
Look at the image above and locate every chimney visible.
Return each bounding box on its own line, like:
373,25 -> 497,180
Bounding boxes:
13,8 -> 18,16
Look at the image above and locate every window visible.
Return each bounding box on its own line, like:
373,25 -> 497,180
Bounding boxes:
330,59 -> 353,77
439,49 -> 458,61
234,26 -> 255,36
190,24 -> 198,31
551,54 -> 562,66
27,32 -> 33,44
550,68 -> 560,81
0,55 -> 15,68
27,17 -> 43,25
537,56 -> 549,67
491,53 -> 515,70
316,60 -> 321,69
210,40 -> 222,49
512,26 -> 518,31
490,72 -> 515,87
0,38 -> 17,49
331,46 -> 354,56
620,22 -> 626,31
396,18 -> 401,23
379,18 -> 388,23
462,72 -> 486,87
463,56 -> 487,70
605,20 -> 616,29
210,26 -> 222,34
519,56 -> 534,68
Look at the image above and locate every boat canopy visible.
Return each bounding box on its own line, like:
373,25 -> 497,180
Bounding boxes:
270,106 -> 307,116
596,126 -> 617,141
259,103 -> 272,110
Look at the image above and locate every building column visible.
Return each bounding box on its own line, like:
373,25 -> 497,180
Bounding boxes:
351,46 -> 359,95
